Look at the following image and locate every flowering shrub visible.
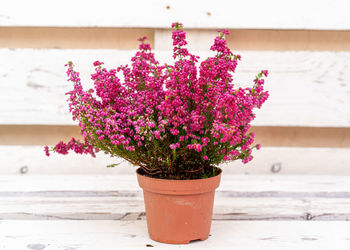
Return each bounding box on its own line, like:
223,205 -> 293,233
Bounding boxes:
45,22 -> 269,179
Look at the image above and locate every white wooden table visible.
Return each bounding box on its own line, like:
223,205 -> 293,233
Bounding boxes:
1,174 -> 350,249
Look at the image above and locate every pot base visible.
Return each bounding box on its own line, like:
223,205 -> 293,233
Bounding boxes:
149,235 -> 208,244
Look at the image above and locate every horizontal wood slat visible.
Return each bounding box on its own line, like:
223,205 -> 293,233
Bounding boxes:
1,146 -> 350,175
1,49 -> 349,126
1,27 -> 350,51
1,175 -> 350,221
1,126 -> 350,148
155,29 -> 350,51
0,27 -> 154,50
1,197 -> 350,221
1,0 -> 350,30
2,220 -> 349,249
2,175 -> 350,192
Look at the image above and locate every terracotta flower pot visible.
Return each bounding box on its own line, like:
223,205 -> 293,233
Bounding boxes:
136,168 -> 222,244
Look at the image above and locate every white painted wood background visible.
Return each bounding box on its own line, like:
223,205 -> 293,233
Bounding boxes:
1,1 -> 350,248
1,49 -> 349,126
1,146 -> 350,175
1,0 -> 350,30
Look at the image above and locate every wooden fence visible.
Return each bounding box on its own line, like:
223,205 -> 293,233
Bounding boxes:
1,0 -> 349,176
1,1 -> 350,248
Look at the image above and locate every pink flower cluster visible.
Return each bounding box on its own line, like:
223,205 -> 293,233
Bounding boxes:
44,138 -> 97,157
45,22 -> 269,175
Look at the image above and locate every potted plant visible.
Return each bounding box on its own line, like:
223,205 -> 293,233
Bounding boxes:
45,22 -> 269,244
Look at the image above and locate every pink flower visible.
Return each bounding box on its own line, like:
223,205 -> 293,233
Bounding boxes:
148,122 -> 155,128
170,129 -> 179,135
126,146 -> 135,151
218,29 -> 230,35
170,144 -> 177,150
154,131 -> 161,139
242,155 -> 253,164
93,61 -> 103,67
203,155 -> 208,160
44,146 -> 50,156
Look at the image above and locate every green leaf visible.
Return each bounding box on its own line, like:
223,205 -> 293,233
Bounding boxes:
106,163 -> 121,168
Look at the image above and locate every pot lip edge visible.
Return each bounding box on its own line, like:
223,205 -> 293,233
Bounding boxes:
136,167 -> 222,182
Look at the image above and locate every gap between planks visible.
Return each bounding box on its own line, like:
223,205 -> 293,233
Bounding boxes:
1,126 -> 350,148
2,27 -> 350,51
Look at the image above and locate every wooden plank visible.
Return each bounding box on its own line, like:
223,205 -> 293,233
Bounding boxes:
1,196 -> 350,221
1,0 -> 350,30
1,174 -> 350,194
0,174 -> 350,193
1,220 -> 350,249
155,29 -> 350,51
2,125 -> 350,148
224,30 -> 350,51
2,27 -> 350,51
155,29 -> 218,51
1,175 -> 350,221
1,146 -> 350,175
250,126 -> 350,148
1,49 -> 350,127
0,27 -> 154,49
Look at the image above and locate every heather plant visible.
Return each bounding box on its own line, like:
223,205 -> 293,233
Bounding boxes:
45,22 -> 269,179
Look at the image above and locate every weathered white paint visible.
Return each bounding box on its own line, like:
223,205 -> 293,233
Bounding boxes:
1,220 -> 350,249
1,196 -> 350,221
1,174 -> 350,194
1,146 -> 350,175
1,0 -> 350,30
1,49 -> 350,126
1,175 -> 350,221
155,29 -> 218,51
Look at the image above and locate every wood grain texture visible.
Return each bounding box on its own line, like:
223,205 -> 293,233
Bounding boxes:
251,126 -> 350,148
1,146 -> 350,175
226,29 -> 350,51
2,174 -> 350,193
1,0 -> 350,30
2,27 -> 350,51
1,175 -> 350,221
0,27 -> 154,49
1,220 -> 349,249
155,29 -> 350,51
2,125 -> 350,148
1,196 -> 350,221
1,49 -> 350,126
